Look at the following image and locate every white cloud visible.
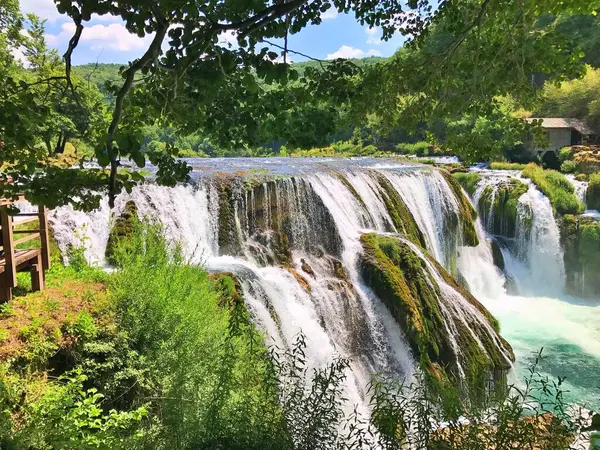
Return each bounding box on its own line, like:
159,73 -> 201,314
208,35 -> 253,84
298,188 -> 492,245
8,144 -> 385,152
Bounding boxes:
367,49 -> 382,57
365,26 -> 382,45
321,8 -> 338,20
46,22 -> 154,52
20,0 -> 64,22
89,13 -> 121,23
326,45 -> 364,60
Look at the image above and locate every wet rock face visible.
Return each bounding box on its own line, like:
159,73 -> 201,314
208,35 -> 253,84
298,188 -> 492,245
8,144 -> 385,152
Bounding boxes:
372,171 -> 427,249
230,177 -> 342,264
560,216 -> 600,297
440,170 -> 479,247
478,179 -> 528,240
360,233 -> 513,395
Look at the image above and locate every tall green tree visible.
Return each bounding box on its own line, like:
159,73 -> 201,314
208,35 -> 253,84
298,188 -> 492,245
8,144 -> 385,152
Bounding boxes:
2,0 -> 600,208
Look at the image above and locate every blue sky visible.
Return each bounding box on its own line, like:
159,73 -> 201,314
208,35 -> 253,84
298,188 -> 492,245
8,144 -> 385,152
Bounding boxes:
19,0 -> 406,65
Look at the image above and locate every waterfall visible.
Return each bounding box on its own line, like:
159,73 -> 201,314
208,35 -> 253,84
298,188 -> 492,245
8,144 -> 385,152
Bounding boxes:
458,169 -> 600,408
50,159 -> 589,409
567,174 -> 588,205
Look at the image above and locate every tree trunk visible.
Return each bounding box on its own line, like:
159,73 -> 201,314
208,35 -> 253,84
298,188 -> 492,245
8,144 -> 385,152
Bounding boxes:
54,133 -> 67,154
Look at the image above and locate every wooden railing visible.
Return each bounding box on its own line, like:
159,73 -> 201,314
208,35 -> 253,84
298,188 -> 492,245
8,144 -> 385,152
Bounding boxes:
0,197 -> 51,302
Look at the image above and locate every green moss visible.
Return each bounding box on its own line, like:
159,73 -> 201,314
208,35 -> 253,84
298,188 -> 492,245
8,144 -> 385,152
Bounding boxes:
453,172 -> 481,197
478,179 -> 528,239
360,233 -> 513,395
579,220 -> 600,297
559,215 -> 582,294
521,164 -> 585,216
373,172 -> 427,248
558,216 -> 600,297
490,240 -> 505,272
587,173 -> 600,210
440,169 -> 479,247
215,175 -> 242,256
105,201 -> 137,264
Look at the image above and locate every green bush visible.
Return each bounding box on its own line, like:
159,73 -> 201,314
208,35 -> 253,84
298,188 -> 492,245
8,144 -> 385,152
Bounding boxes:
453,172 -> 481,197
522,163 -> 585,215
587,173 -> 600,210
490,161 -> 527,170
110,222 -> 289,448
395,141 -> 432,156
558,146 -> 575,164
560,160 -> 578,173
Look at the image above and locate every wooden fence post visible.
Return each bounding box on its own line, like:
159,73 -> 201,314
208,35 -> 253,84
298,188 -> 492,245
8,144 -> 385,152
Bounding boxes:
0,209 -> 16,299
38,206 -> 51,271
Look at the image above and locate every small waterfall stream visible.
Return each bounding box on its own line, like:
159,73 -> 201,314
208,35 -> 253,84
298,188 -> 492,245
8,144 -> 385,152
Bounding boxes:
46,158 -> 600,410
460,170 -> 600,408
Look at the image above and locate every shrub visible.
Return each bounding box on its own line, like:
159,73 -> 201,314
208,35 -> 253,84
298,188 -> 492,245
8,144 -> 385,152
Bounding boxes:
490,161 -> 528,170
395,141 -> 432,156
587,173 -> 600,210
522,163 -> 585,215
560,160 -> 578,173
558,146 -> 575,164
453,172 -> 481,197
110,221 -> 290,448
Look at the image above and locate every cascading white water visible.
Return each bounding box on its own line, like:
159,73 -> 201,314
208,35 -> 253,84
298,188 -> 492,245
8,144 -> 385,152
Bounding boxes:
567,174 -> 588,205
46,158 -> 599,410
512,183 -> 566,297
459,170 -> 600,408
382,169 -> 460,269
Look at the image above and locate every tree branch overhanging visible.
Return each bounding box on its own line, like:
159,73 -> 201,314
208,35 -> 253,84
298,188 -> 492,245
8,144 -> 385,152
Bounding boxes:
63,12 -> 83,89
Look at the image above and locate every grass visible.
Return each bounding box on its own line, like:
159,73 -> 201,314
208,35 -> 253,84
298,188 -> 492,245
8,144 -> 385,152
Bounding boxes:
453,172 -> 481,197
0,269 -> 108,361
521,163 -> 585,215
490,161 -> 528,170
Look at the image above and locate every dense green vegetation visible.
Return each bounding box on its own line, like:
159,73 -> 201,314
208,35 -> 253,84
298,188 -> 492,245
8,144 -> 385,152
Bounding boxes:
587,173 -> 600,210
489,162 -> 528,170
3,0 -> 600,209
0,223 -> 588,448
478,179 -> 529,239
521,163 -> 585,215
453,172 -> 481,197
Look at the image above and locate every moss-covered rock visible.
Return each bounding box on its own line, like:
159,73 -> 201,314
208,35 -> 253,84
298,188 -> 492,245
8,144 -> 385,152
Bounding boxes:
559,215 -> 582,294
236,177 -> 342,265
579,219 -> 600,297
373,172 -> 427,248
330,169 -> 368,211
453,172 -> 481,197
490,239 -> 506,272
478,179 -> 528,239
215,174 -> 243,256
106,201 -> 138,264
587,173 -> 600,211
558,215 -> 600,297
360,233 -> 513,395
440,169 -> 479,247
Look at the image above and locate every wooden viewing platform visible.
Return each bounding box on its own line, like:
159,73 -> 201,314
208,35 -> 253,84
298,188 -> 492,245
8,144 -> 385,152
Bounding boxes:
0,197 -> 51,302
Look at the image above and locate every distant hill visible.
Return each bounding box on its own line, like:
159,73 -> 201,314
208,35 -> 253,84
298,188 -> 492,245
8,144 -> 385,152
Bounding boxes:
72,56 -> 388,94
